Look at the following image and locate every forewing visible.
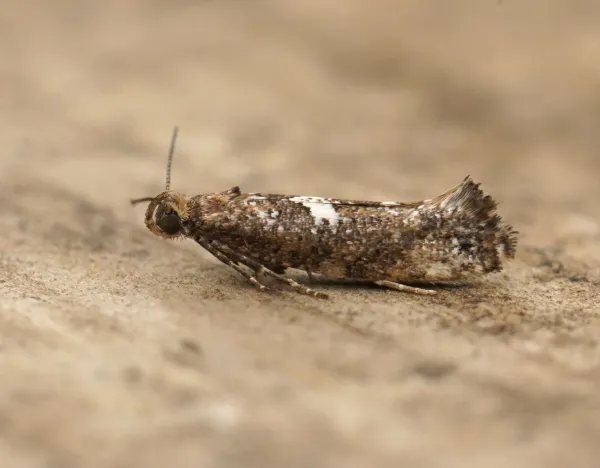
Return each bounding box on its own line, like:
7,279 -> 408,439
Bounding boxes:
245,193 -> 421,209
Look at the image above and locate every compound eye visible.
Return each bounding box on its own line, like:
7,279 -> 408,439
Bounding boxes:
157,212 -> 181,235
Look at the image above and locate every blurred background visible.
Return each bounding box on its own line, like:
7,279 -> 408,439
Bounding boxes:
2,0 -> 599,213
1,1 -> 600,467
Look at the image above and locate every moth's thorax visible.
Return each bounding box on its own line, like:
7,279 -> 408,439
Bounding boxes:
187,186 -> 243,219
144,190 -> 190,239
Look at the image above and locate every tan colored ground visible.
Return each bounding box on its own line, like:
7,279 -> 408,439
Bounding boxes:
1,1 -> 600,467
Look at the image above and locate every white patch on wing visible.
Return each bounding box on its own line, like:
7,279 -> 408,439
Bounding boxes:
289,196 -> 340,228
451,237 -> 461,255
424,262 -> 453,281
257,210 -> 275,226
496,243 -> 505,257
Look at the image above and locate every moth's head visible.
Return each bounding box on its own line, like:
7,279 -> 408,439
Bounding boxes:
134,191 -> 189,239
131,126 -> 189,239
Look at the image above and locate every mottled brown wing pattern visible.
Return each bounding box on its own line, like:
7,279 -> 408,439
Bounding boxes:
181,177 -> 517,298
136,173 -> 517,298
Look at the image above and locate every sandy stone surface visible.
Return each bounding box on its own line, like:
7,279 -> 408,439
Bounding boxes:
1,1 -> 600,467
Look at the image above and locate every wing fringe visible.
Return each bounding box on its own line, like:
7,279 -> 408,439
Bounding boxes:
428,176 -> 518,259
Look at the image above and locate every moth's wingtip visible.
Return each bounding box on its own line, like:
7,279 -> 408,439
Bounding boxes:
501,226 -> 520,259
460,174 -> 482,190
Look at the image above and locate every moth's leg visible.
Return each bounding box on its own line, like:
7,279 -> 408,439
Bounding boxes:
305,266 -> 315,282
261,262 -> 287,275
257,265 -> 329,299
374,280 -> 437,296
194,237 -> 271,293
216,244 -> 328,299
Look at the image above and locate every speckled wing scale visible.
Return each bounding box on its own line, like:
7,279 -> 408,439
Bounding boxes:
132,128 -> 518,299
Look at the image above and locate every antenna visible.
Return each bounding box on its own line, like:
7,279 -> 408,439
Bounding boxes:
165,125 -> 179,191
130,125 -> 179,206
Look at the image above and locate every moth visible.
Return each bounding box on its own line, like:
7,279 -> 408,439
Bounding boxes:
132,127 -> 518,299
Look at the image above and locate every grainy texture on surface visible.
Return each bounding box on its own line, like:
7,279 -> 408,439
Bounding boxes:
1,1 -> 600,467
